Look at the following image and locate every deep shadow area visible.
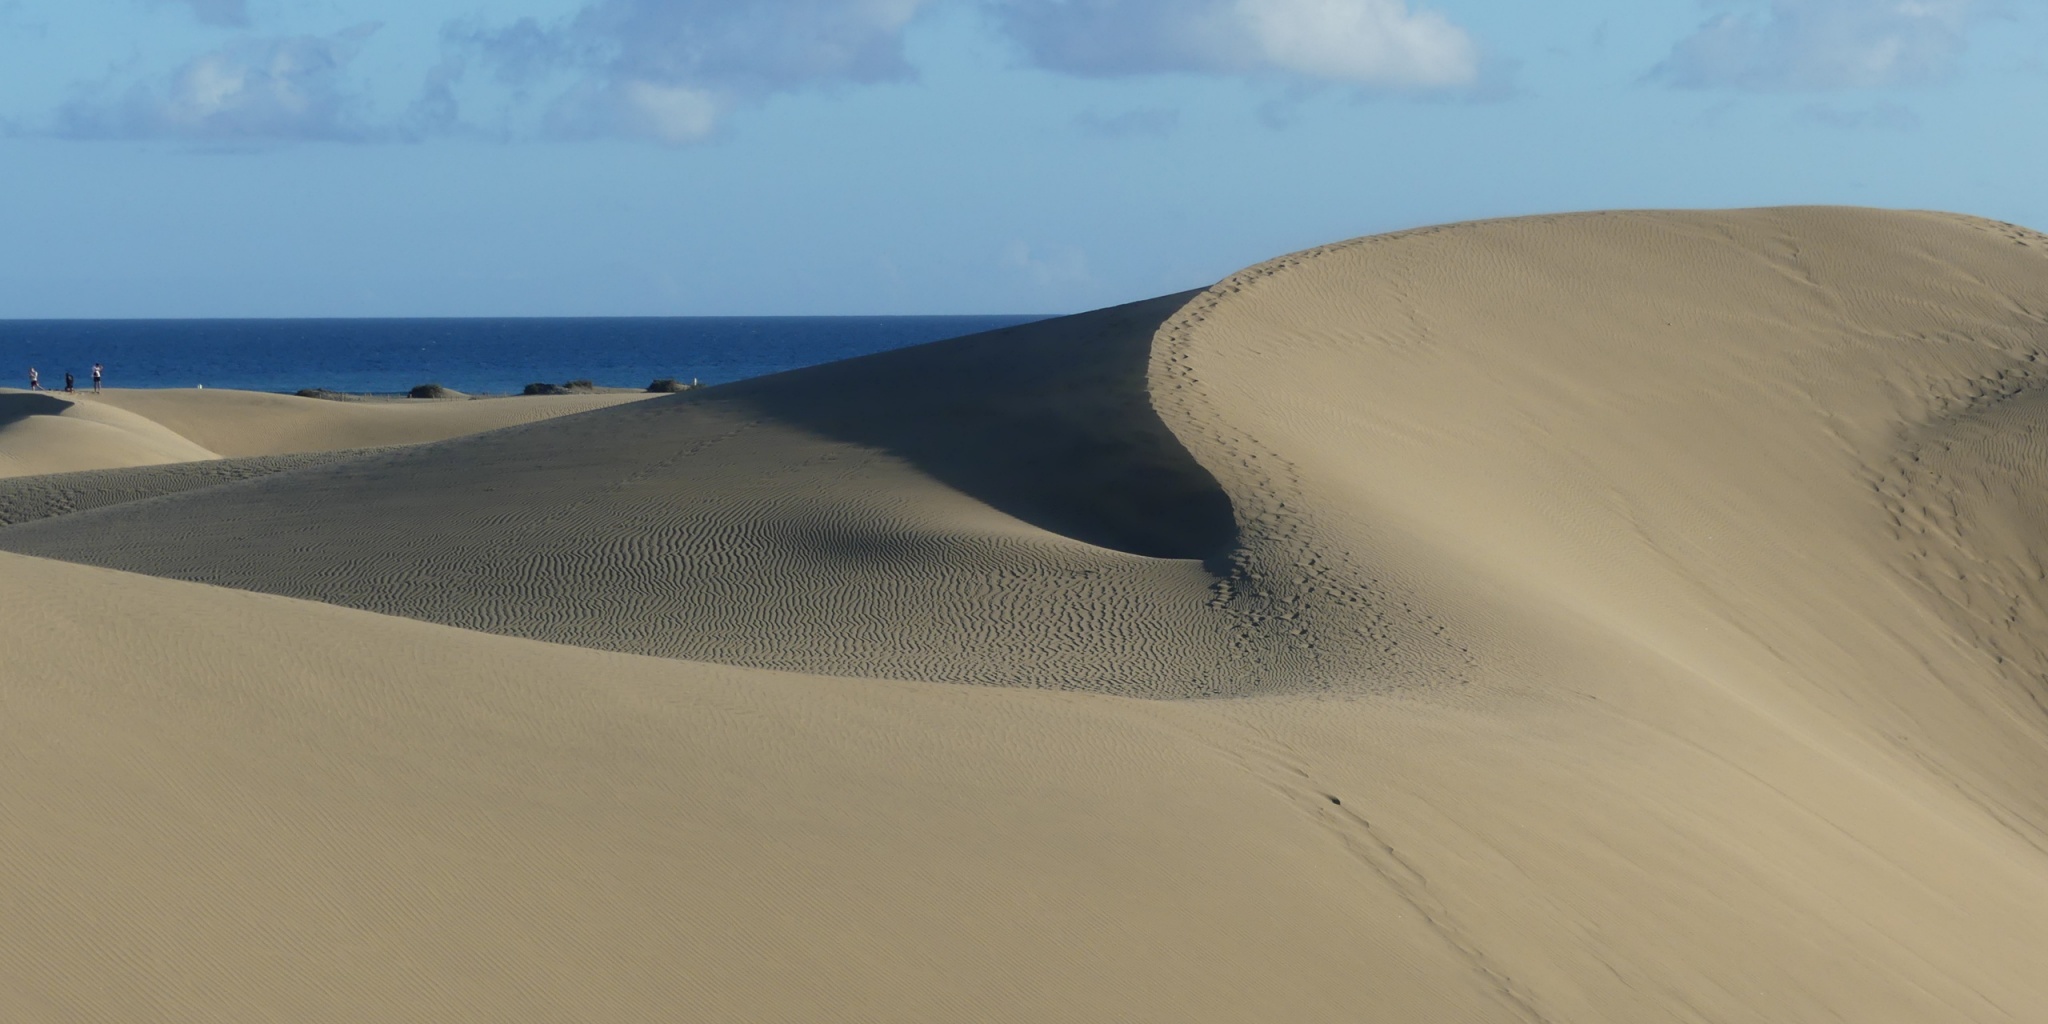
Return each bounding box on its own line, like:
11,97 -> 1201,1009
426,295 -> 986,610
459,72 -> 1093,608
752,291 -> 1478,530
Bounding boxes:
715,292 -> 1237,560
0,392 -> 73,428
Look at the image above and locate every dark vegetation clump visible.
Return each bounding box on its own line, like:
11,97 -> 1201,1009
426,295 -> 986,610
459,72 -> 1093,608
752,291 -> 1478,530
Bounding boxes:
295,388 -> 336,399
522,382 -> 570,396
647,378 -> 702,393
564,379 -> 597,391
409,383 -> 455,399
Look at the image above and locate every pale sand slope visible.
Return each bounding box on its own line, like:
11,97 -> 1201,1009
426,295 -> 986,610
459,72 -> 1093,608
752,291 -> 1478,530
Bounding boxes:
0,388 -> 652,515
1,387 -> 648,481
8,546 -> 2048,1022
0,551 -> 1513,1023
89,387 -> 653,457
9,207 -> 2048,1018
0,390 -> 217,477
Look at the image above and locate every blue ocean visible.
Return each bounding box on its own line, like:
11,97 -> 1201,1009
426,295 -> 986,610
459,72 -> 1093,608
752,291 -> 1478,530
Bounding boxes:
0,316 -> 1048,395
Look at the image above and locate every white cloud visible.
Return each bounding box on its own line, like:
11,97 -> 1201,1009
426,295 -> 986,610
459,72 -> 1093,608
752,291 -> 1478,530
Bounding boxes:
57,24 -> 382,141
621,80 -> 721,143
41,0 -> 1488,146
457,0 -> 938,144
455,0 -> 1483,143
1653,0 -> 1980,90
993,0 -> 1480,89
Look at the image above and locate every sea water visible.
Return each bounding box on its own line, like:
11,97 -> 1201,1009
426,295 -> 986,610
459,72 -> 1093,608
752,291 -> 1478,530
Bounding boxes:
0,316 -> 1047,395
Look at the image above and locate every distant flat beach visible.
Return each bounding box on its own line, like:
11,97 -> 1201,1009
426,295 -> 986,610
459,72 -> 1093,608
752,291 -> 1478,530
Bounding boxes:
8,207 -> 2048,1021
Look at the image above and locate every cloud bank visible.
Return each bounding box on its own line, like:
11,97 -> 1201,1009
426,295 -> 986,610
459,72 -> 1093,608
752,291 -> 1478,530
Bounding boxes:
50,0 -> 1485,144
455,0 -> 936,143
1653,0 -> 1979,91
57,24 -> 381,141
455,0 -> 1481,143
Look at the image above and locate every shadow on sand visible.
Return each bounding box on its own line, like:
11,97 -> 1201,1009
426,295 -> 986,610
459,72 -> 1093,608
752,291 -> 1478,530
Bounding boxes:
716,292 -> 1237,561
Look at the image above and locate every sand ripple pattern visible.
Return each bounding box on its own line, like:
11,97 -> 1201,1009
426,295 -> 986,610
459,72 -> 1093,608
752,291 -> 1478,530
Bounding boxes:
1,295 -> 1256,696
0,449 -> 383,526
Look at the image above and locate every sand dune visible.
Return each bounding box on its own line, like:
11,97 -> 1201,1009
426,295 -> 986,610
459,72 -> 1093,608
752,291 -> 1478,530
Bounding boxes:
0,550 -> 1521,1022
9,207 -> 2048,1019
91,387 -> 653,457
1,296 -> 1252,693
0,387 -> 653,511
0,390 -> 218,477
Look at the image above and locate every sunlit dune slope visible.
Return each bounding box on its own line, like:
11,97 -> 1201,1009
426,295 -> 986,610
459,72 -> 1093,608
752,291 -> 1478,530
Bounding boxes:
1150,206 -> 2048,826
0,390 -> 217,477
92,387 -> 652,456
0,388 -> 655,521
0,550 -> 1513,1024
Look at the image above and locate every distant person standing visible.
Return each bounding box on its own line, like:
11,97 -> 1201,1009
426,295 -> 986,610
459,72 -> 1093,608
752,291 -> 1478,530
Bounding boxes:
64,371 -> 74,394
27,367 -> 39,390
92,362 -> 103,393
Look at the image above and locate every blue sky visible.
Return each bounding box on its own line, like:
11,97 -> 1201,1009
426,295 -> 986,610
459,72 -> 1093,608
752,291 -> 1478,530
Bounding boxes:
2,0 -> 2044,316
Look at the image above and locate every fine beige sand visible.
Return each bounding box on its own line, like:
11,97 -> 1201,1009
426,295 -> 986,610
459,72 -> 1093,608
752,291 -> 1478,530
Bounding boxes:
0,390 -> 219,477
88,386 -> 654,457
1,386 -> 648,477
8,207 -> 2048,1021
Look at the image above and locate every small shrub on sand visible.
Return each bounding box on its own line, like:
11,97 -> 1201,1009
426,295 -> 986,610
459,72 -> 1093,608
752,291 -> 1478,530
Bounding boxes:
523,382 -> 570,396
647,378 -> 700,393
564,379 -> 597,392
409,383 -> 455,399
